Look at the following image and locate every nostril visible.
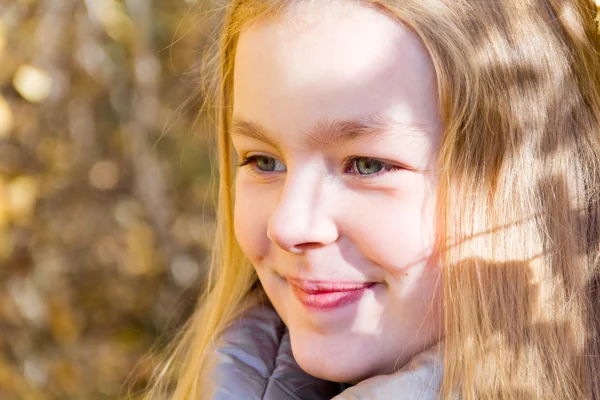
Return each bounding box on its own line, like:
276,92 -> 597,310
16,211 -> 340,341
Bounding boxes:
267,214 -> 338,253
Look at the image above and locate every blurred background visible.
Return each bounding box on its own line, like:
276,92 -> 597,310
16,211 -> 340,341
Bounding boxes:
0,0 -> 217,398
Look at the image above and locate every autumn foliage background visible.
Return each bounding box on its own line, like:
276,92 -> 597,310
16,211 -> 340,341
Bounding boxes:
0,0 -> 216,398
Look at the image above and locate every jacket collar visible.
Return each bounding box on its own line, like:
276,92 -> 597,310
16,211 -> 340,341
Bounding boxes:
333,342 -> 444,400
210,302 -> 444,399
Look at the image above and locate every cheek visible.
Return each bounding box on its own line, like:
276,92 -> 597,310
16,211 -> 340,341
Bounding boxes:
348,190 -> 437,274
233,180 -> 272,263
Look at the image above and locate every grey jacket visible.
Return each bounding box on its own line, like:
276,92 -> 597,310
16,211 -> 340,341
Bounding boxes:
210,303 -> 444,399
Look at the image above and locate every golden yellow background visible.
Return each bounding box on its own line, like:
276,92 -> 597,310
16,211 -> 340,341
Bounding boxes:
0,0 -> 215,398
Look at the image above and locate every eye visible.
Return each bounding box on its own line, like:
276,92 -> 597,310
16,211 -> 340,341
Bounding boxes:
354,158 -> 385,175
237,155 -> 286,173
345,156 -> 403,178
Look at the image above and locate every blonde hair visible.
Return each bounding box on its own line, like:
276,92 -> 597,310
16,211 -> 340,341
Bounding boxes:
140,0 -> 600,399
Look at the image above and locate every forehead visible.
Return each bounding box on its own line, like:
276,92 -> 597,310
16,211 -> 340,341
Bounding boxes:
232,0 -> 441,147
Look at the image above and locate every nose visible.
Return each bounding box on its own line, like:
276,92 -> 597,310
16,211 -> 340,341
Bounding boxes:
267,174 -> 339,253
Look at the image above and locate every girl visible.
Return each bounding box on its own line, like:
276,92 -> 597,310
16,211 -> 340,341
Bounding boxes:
142,0 -> 600,398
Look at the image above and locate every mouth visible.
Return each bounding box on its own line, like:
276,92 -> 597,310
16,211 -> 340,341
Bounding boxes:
287,278 -> 377,311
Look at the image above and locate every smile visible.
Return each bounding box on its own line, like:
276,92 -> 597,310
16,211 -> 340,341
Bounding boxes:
287,278 -> 377,310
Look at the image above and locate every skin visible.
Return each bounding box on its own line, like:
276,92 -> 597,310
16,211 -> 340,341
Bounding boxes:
232,0 -> 443,384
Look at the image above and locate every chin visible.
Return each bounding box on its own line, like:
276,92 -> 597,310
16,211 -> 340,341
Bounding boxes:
290,339 -> 379,384
295,357 -> 370,384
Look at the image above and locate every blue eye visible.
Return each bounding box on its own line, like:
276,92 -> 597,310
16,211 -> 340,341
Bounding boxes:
237,155 -> 286,173
345,157 -> 403,178
354,158 -> 385,175
237,154 -> 404,180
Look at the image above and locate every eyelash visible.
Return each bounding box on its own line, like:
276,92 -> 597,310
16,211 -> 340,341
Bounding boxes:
236,155 -> 405,180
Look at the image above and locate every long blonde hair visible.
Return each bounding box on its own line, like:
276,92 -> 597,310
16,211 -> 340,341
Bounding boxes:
140,0 -> 600,398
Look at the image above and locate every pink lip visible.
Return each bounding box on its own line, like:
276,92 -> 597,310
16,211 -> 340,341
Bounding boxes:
287,278 -> 376,310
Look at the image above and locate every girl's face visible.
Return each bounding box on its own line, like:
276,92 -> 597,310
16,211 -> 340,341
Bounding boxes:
232,1 -> 443,383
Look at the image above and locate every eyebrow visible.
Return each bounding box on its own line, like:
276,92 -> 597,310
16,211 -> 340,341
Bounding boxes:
230,113 -> 430,150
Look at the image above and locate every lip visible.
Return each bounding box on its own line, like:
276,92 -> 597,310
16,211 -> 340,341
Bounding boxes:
287,278 -> 377,310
